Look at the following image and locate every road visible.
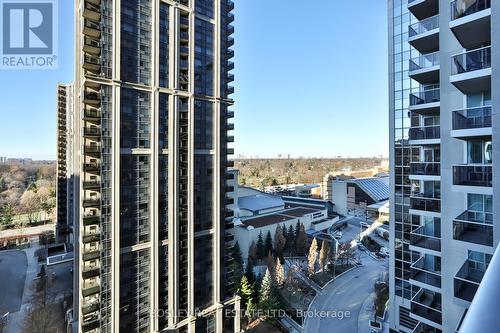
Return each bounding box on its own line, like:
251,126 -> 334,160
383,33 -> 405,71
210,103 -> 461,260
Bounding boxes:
0,250 -> 27,315
304,252 -> 388,333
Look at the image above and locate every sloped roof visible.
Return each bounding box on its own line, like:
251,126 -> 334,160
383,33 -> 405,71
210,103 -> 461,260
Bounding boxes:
350,177 -> 389,202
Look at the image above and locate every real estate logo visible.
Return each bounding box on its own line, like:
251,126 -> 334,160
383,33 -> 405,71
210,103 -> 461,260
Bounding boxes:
1,0 -> 58,69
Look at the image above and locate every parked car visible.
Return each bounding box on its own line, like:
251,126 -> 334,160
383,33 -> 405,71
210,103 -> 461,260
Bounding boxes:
360,221 -> 370,229
334,231 -> 343,240
358,244 -> 366,252
380,247 -> 390,257
376,227 -> 390,240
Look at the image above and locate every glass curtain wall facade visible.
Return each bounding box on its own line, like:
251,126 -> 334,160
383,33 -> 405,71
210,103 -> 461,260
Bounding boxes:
74,0 -> 239,332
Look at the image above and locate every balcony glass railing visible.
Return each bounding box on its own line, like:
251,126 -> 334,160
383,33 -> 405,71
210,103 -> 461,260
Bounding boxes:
451,0 -> 491,20
409,15 -> 439,38
452,46 -> 491,75
453,165 -> 492,187
411,289 -> 442,324
409,51 -> 440,71
410,193 -> 441,212
453,106 -> 492,130
453,210 -> 493,246
411,256 -> 442,288
409,125 -> 440,140
410,88 -> 440,106
454,260 -> 486,303
410,162 -> 440,176
410,224 -> 441,251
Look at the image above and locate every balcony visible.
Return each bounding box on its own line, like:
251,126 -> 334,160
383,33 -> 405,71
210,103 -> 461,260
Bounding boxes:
408,15 -> 439,53
83,19 -> 100,38
83,55 -> 101,74
83,163 -> 100,175
453,165 -> 492,187
83,37 -> 101,55
410,224 -> 441,252
450,0 -> 491,49
409,125 -> 440,142
452,106 -> 492,139
411,289 -> 442,325
82,266 -> 100,279
83,1 -> 101,22
410,256 -> 442,289
83,215 -> 100,226
82,249 -> 100,261
410,193 -> 441,213
409,51 -> 440,84
83,199 -> 100,208
412,322 -> 442,333
454,260 -> 486,303
83,92 -> 100,106
453,211 -> 493,246
409,89 -> 440,115
180,31 -> 189,42
83,126 -> 100,138
83,231 -> 100,243
82,283 -> 100,297
83,109 -> 101,124
410,162 -> 440,176
83,181 -> 100,190
81,301 -> 99,315
408,0 -> 439,20
451,46 -> 491,94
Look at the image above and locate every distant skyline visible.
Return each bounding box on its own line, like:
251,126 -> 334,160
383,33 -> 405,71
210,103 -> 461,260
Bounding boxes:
0,0 -> 388,159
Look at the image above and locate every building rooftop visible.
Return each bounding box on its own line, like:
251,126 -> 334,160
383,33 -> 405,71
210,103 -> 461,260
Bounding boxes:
348,177 -> 389,202
238,194 -> 284,213
240,214 -> 294,229
281,207 -> 320,217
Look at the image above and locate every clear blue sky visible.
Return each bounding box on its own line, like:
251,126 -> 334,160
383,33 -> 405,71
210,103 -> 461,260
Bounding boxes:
0,0 -> 388,160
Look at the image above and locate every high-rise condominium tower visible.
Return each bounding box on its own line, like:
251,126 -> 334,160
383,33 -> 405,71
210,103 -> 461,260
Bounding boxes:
73,0 -> 238,332
388,1 -> 498,332
56,83 -> 75,243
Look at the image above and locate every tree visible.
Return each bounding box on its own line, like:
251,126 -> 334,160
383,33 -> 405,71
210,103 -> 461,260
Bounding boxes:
20,190 -> 41,223
238,275 -> 254,315
259,268 -> 280,311
256,231 -> 265,260
274,224 -> 286,257
319,240 -> 330,271
286,224 -> 295,254
264,230 -> 273,256
265,252 -> 275,278
232,242 -> 244,285
248,240 -> 257,266
0,203 -> 14,227
307,238 -> 318,276
275,257 -> 285,288
295,223 -> 308,256
245,260 -> 255,285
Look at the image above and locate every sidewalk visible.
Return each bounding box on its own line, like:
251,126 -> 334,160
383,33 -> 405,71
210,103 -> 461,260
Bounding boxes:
357,293 -> 375,333
5,240 -> 41,333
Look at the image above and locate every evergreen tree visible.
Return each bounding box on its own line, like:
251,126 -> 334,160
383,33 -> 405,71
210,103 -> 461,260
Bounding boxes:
287,224 -> 295,254
232,242 -> 244,284
295,223 -> 308,256
282,224 -> 288,253
275,257 -> 285,288
256,231 -> 265,260
259,268 -> 280,311
238,275 -> 253,309
308,238 -> 319,276
264,230 -> 273,256
245,260 -> 255,284
274,224 -> 286,257
248,240 -> 257,266
319,240 -> 330,271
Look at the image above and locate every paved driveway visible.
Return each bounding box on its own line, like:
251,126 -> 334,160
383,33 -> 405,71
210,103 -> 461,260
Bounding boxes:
0,250 -> 28,315
304,252 -> 388,333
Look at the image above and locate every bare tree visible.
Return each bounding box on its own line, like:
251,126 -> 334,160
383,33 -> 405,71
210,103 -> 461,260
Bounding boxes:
275,257 -> 285,288
319,240 -> 330,272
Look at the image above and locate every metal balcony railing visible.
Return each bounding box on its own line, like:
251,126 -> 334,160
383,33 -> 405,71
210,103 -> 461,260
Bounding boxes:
454,260 -> 486,303
411,289 -> 442,324
452,46 -> 491,75
453,106 -> 492,130
453,165 -> 492,187
410,193 -> 441,212
451,0 -> 491,20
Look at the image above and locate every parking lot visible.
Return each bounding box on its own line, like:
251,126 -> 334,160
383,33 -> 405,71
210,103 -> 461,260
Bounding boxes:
330,217 -> 389,253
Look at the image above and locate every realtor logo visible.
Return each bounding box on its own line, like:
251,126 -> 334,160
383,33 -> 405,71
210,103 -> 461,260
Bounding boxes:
1,0 -> 58,69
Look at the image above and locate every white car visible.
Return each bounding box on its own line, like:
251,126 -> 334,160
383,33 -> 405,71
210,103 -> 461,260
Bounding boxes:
380,247 -> 390,256
360,221 -> 370,229
334,231 -> 343,239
